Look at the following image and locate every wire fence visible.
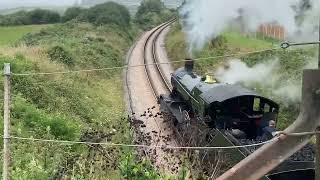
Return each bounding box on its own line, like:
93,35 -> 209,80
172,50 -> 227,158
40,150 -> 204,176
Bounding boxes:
11,47 -> 280,77
5,131 -> 319,150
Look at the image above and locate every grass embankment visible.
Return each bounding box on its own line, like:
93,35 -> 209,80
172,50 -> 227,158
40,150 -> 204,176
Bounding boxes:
166,24 -> 274,71
0,22 -> 139,179
0,25 -> 50,46
166,23 -> 316,130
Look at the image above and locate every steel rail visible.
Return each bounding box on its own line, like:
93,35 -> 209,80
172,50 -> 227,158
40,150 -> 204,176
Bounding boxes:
142,19 -> 176,137
151,21 -> 173,92
143,19 -> 176,100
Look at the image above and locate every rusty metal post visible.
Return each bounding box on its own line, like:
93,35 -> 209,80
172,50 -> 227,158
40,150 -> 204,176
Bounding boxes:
217,69 -> 320,180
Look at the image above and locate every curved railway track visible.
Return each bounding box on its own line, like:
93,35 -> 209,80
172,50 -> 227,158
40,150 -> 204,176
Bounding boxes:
125,19 -> 181,174
143,19 -> 175,99
142,19 -> 177,142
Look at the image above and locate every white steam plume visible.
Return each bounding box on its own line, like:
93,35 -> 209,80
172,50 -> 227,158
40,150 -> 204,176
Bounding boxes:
215,59 -> 279,85
215,58 -> 318,103
180,0 -> 319,50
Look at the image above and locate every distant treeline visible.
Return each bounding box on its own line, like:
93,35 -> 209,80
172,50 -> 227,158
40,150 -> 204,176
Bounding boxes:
0,0 -> 174,29
0,2 -> 130,27
0,9 -> 61,26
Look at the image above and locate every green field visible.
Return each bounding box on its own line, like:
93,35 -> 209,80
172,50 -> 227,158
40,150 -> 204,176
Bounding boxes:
0,25 -> 50,46
222,31 -> 273,50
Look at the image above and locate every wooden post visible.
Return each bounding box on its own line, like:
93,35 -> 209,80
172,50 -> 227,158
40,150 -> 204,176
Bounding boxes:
3,63 -> 11,180
316,18 -> 320,180
316,127 -> 320,180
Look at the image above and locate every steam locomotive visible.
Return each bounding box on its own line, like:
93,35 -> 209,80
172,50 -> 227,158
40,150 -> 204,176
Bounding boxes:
160,60 -> 314,180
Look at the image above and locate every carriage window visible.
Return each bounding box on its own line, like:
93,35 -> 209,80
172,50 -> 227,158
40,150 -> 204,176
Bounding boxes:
264,103 -> 271,112
253,98 -> 260,111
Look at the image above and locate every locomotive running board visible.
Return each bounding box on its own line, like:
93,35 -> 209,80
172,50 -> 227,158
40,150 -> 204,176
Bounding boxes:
217,70 -> 320,180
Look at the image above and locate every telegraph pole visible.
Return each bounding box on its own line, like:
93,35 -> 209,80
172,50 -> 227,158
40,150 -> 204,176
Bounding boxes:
3,63 -> 11,180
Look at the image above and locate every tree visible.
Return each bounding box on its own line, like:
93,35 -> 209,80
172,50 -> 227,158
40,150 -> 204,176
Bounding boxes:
62,7 -> 84,22
135,0 -> 170,29
82,2 -> 130,27
136,0 -> 165,15
28,9 -> 61,24
0,11 -> 31,26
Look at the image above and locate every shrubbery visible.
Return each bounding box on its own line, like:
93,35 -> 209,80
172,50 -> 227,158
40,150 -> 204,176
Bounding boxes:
61,7 -> 85,22
135,0 -> 175,29
81,2 -> 131,28
47,45 -> 75,66
28,9 -> 61,24
0,9 -> 61,26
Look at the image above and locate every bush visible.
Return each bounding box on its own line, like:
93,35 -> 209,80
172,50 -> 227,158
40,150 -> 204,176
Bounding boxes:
136,0 -> 165,14
120,152 -> 160,180
135,0 -> 174,29
47,46 -> 75,66
82,2 -> 130,28
12,96 -> 81,140
28,9 -> 61,24
0,11 -> 32,26
62,7 -> 85,22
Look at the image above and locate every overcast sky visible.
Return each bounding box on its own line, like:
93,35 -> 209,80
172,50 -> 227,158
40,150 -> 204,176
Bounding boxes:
0,0 -> 182,10
0,0 -> 77,9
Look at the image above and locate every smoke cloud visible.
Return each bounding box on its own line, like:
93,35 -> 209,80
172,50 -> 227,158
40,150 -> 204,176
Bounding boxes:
180,0 -> 319,50
215,58 -> 317,103
215,60 -> 279,85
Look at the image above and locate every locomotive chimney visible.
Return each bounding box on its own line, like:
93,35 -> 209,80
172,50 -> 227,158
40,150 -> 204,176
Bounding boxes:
185,58 -> 194,72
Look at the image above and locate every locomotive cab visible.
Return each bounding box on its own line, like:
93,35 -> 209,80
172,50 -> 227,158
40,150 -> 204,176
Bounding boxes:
209,95 -> 279,140
169,60 -> 280,140
162,61 -> 314,179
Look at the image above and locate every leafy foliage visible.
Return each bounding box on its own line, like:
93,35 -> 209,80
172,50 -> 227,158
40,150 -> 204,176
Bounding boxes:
120,152 -> 160,180
81,2 -> 131,28
47,45 -> 75,66
0,17 -> 138,178
62,7 -> 85,22
28,9 -> 61,24
0,2 -> 131,28
0,9 -> 60,26
135,0 -> 175,29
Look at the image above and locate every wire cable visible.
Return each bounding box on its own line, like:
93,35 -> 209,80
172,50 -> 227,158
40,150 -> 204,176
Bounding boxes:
11,48 -> 280,76
9,135 -> 279,150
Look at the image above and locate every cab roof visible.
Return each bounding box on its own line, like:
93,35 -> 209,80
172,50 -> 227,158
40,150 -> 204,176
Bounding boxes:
199,84 -> 278,107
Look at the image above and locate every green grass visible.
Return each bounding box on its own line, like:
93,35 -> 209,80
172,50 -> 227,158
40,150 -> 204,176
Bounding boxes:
222,31 -> 273,50
0,25 -> 50,46
0,22 -> 138,179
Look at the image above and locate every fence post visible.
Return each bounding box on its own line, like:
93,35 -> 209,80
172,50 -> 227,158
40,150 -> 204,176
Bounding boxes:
3,63 -> 11,180
316,18 -> 320,180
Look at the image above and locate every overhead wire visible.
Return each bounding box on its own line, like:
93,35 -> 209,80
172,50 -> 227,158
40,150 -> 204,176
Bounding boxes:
9,135 -> 279,150
11,47 -> 280,76
6,131 -> 320,149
